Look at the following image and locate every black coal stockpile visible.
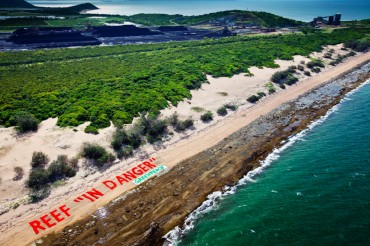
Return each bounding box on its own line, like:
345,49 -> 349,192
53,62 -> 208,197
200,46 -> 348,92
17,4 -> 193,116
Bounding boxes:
157,26 -> 188,32
8,27 -> 101,45
91,25 -> 163,37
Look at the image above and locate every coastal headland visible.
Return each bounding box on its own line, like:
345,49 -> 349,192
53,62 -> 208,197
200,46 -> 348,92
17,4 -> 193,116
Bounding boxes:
13,52 -> 370,246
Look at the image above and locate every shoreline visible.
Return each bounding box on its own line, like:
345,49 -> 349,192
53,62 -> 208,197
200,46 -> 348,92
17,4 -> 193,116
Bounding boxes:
164,76 -> 370,245
35,56 -> 370,245
0,51 -> 369,246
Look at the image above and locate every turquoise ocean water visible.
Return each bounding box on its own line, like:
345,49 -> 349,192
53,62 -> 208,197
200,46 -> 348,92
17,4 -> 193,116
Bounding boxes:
29,0 -> 370,21
169,80 -> 370,245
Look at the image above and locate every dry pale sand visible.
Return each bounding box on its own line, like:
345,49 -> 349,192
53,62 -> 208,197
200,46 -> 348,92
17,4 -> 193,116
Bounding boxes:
0,46 -> 369,246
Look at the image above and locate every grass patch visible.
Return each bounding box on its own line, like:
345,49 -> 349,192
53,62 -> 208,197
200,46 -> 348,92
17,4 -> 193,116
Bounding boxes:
191,107 -> 206,113
217,92 -> 228,96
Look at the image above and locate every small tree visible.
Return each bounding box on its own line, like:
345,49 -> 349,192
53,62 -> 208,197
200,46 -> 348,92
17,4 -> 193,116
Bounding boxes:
14,111 -> 38,133
285,76 -> 299,85
26,168 -> 50,190
323,53 -> 332,59
200,111 -> 213,122
217,106 -> 228,116
30,152 -> 49,168
47,155 -> 76,182
287,65 -> 297,73
257,92 -> 266,98
147,119 -> 167,143
82,143 -> 115,167
169,112 -> 179,127
174,117 -> 194,132
247,95 -> 259,103
224,103 -> 238,111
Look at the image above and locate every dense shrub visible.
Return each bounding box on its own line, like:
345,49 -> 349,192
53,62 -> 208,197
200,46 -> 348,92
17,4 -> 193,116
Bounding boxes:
265,82 -> 276,94
200,111 -> 213,122
84,125 -> 99,135
0,28 -> 368,130
147,119 -> 167,143
26,168 -> 50,190
217,106 -> 228,116
311,67 -> 321,73
271,70 -> 290,84
347,51 -> 356,57
82,143 -> 108,159
287,65 -> 297,73
306,59 -> 324,68
182,118 -> 194,129
82,143 -> 115,167
31,151 -> 49,168
111,128 -> 142,150
297,65 -> 304,71
47,155 -> 76,182
57,106 -> 89,127
112,130 -> 126,150
268,87 -> 276,94
169,112 -> 180,127
285,76 -> 299,85
131,114 -> 169,143
90,114 -> 110,128
14,111 -> 38,133
279,84 -> 286,89
247,95 -> 260,103
125,129 -> 142,149
323,53 -> 332,59
224,103 -> 238,111
257,92 -> 266,98
304,71 -> 311,76
174,117 -> 194,132
344,39 -> 370,52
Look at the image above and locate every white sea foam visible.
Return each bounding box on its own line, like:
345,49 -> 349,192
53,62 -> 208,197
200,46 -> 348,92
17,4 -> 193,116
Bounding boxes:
162,79 -> 370,246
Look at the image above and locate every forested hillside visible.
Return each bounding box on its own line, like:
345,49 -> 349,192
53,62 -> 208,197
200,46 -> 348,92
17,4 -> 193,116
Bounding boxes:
174,10 -> 303,27
0,10 -> 302,30
124,10 -> 303,27
0,28 -> 368,131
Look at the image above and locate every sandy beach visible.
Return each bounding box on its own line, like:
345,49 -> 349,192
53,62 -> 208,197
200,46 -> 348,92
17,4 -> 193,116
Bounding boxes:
0,46 -> 369,246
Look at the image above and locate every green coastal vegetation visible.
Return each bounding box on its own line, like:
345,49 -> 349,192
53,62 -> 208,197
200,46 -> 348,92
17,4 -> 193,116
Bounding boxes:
1,27 -> 369,132
0,10 -> 302,30
124,10 -> 303,27
27,152 -> 78,201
